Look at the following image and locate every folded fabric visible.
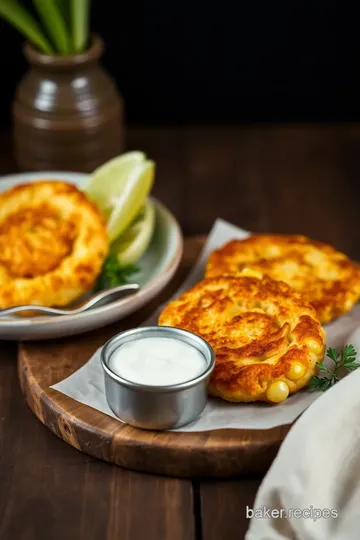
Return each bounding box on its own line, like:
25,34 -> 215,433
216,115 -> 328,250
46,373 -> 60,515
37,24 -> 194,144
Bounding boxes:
246,328 -> 360,540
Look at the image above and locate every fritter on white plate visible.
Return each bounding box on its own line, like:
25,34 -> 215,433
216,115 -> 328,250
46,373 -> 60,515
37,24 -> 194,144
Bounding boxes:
0,181 -> 109,308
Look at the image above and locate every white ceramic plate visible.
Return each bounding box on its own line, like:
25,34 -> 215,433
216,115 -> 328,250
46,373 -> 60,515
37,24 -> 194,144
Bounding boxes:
0,172 -> 183,341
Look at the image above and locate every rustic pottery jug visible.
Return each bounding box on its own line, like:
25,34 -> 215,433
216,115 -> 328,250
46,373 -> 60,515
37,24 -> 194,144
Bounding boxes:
12,37 -> 124,172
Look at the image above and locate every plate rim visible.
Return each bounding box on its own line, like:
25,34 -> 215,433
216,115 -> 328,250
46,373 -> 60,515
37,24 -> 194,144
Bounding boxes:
0,171 -> 183,330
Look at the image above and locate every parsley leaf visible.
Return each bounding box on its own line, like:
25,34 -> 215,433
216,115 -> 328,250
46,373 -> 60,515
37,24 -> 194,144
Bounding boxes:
326,347 -> 339,363
309,345 -> 359,392
95,252 -> 139,291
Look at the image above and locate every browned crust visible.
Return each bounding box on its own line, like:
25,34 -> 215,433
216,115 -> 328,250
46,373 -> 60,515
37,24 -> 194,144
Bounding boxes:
206,235 -> 360,323
159,275 -> 325,403
0,180 -> 109,308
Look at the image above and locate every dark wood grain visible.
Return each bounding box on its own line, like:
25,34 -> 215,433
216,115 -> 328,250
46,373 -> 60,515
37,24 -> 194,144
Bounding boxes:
2,124 -> 360,538
18,237 -> 289,479
200,478 -> 262,540
127,125 -> 360,258
0,341 -> 194,540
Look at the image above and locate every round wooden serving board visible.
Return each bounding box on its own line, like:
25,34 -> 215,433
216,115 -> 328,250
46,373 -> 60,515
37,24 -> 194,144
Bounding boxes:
18,237 -> 290,479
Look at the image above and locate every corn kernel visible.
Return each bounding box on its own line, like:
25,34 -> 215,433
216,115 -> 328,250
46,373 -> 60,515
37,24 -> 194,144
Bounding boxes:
287,362 -> 306,381
266,380 -> 289,403
307,340 -> 322,355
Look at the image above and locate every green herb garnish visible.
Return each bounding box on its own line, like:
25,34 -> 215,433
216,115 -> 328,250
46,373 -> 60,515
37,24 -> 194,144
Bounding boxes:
95,252 -> 139,291
309,344 -> 359,391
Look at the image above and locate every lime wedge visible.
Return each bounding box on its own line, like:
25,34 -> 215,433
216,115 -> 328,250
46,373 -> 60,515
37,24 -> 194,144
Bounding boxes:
112,199 -> 156,266
84,151 -> 155,241
84,151 -> 146,210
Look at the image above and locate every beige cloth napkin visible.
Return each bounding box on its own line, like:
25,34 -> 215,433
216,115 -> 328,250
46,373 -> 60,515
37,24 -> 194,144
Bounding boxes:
246,327 -> 360,540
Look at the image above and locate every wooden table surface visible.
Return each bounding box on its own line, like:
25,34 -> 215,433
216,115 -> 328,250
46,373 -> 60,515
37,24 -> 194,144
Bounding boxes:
1,124 -> 360,539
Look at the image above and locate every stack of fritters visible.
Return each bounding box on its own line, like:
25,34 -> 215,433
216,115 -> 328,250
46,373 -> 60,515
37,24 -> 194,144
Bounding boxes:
0,181 -> 109,308
159,234 -> 360,403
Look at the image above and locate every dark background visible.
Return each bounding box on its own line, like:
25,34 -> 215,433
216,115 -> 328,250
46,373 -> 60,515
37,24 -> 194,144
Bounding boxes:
0,0 -> 354,127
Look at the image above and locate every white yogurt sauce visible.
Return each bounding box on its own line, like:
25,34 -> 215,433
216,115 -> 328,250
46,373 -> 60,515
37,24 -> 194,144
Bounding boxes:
109,337 -> 206,386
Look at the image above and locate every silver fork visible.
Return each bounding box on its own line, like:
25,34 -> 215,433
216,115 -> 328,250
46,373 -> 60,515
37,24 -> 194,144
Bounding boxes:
0,283 -> 140,317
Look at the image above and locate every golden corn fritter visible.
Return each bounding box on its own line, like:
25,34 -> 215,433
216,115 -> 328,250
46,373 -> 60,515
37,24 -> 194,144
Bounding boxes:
159,276 -> 325,403
0,181 -> 109,308
206,235 -> 360,324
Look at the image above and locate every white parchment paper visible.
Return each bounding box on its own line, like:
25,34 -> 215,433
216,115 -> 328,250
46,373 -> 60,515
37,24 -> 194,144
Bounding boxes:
51,219 -> 360,431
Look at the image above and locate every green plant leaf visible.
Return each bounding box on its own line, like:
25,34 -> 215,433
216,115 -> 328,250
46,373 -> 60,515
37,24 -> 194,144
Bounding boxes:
309,344 -> 360,392
0,0 -> 53,54
95,252 -> 139,291
326,347 -> 339,363
342,362 -> 359,371
71,0 -> 90,52
308,376 -> 331,391
55,0 -> 70,27
343,344 -> 357,359
33,0 -> 71,54
316,361 -> 330,372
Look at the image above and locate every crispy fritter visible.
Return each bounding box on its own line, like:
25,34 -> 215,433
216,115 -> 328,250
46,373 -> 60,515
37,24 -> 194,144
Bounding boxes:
159,276 -> 325,403
206,235 -> 360,324
0,181 -> 109,308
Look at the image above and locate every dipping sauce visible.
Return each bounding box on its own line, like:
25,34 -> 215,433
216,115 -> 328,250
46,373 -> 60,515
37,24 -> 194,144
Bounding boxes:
109,336 -> 207,386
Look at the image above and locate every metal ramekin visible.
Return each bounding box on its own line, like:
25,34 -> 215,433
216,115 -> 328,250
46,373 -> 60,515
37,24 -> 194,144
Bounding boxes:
101,326 -> 215,430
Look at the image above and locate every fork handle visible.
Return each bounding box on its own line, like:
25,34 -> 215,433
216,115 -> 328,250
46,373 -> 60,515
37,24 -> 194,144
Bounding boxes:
0,305 -> 70,317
